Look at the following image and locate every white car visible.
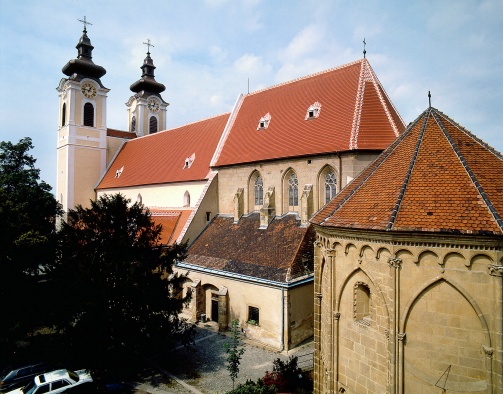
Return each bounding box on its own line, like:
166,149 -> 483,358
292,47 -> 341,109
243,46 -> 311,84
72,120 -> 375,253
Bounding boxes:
7,369 -> 93,394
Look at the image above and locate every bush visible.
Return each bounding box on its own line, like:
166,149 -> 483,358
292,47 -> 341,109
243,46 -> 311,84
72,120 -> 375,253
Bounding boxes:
263,356 -> 312,393
225,379 -> 276,394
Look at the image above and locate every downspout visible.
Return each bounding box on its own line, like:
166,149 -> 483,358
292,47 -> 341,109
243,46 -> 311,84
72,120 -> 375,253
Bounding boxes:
280,287 -> 285,352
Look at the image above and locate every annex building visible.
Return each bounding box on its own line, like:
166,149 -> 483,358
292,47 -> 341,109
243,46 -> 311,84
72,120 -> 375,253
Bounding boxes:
56,26 -> 404,351
311,107 -> 503,393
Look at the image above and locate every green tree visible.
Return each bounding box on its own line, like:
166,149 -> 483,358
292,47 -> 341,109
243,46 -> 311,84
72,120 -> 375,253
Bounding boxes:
0,138 -> 61,343
225,319 -> 246,391
53,193 -> 193,354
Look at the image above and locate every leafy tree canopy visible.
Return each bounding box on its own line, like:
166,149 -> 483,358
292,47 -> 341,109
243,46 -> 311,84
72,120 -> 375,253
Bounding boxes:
0,137 -> 61,274
0,137 -> 61,344
54,193 -> 193,353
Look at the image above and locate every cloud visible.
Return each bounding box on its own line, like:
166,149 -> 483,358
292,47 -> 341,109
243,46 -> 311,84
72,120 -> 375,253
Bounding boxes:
282,24 -> 324,61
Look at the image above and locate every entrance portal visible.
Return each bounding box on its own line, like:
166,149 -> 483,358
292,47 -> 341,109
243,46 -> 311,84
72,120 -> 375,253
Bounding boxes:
211,299 -> 218,322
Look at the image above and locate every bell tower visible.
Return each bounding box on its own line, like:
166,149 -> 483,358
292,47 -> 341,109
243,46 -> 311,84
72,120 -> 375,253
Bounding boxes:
126,39 -> 168,136
56,17 -> 109,213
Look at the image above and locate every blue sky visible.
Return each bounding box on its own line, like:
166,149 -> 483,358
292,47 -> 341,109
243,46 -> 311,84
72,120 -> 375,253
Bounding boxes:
1,0 -> 502,191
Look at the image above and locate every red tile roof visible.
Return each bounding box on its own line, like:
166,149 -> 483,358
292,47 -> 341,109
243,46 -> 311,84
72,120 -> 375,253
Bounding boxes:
213,59 -> 404,167
97,113 -> 230,189
311,108 -> 503,235
184,213 -> 315,282
150,209 -> 192,245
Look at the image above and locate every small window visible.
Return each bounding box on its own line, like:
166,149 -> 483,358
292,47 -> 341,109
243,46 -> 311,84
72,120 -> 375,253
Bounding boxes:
183,191 -> 190,207
52,380 -> 71,390
61,103 -> 66,127
131,116 -> 136,132
248,306 -> 259,325
83,102 -> 94,126
149,116 -> 158,134
305,101 -> 322,120
257,113 -> 271,130
183,153 -> 196,169
136,193 -> 142,204
206,212 -> 211,222
37,384 -> 51,393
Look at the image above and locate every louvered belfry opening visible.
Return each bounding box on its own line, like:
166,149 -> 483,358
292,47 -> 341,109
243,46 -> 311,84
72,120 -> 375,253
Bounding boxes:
131,116 -> 136,132
83,102 -> 94,127
149,116 -> 158,134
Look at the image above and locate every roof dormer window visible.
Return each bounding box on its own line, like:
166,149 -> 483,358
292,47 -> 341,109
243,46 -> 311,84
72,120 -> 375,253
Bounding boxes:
115,166 -> 124,178
184,153 -> 196,169
257,113 -> 271,130
305,101 -> 322,120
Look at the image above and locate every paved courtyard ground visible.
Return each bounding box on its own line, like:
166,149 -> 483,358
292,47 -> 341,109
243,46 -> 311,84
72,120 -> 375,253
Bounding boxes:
132,321 -> 314,394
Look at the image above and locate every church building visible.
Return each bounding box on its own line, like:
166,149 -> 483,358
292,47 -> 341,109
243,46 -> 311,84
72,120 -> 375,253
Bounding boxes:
56,25 -> 405,350
311,107 -> 503,393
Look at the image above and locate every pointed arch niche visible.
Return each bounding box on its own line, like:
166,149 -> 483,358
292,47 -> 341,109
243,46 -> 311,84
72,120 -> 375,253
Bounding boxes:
248,170 -> 263,212
402,279 -> 489,391
318,165 -> 338,207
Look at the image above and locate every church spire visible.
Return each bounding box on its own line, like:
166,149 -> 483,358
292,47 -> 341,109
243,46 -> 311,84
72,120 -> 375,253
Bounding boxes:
130,39 -> 166,96
62,17 -> 106,83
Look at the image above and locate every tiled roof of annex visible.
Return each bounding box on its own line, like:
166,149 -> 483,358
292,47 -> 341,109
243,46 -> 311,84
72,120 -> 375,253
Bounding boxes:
97,113 -> 230,189
311,107 -> 503,235
183,213 -> 315,283
212,58 -> 405,167
150,209 -> 192,245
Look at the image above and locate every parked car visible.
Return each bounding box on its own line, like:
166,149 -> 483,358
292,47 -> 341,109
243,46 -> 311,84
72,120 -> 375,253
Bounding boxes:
6,369 -> 93,394
0,364 -> 54,393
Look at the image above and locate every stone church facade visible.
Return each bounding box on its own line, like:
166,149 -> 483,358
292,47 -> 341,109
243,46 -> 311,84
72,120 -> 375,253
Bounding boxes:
311,108 -> 503,393
56,25 -> 407,351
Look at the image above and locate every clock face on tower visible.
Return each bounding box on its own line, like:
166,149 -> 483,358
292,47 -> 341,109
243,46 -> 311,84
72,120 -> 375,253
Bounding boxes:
81,82 -> 97,98
148,99 -> 160,112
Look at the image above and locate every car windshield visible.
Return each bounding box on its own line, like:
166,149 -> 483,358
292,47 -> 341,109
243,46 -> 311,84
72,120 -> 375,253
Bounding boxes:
67,370 -> 79,382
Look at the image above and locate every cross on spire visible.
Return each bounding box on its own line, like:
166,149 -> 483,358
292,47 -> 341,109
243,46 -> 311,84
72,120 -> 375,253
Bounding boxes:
143,39 -> 154,55
78,16 -> 92,33
363,38 -> 367,59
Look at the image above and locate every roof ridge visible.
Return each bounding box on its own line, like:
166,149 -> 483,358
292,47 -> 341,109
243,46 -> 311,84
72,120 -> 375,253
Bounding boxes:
134,112 -> 231,141
320,112 -> 419,225
386,109 -> 430,231
431,109 -> 503,233
434,108 -> 503,160
246,59 -> 364,97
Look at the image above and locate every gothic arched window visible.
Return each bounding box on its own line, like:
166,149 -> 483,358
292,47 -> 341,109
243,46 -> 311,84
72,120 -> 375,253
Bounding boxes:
61,103 -> 66,127
325,171 -> 337,204
288,173 -> 298,209
83,102 -> 94,127
131,116 -> 136,133
149,116 -> 158,134
183,191 -> 190,207
255,176 -> 263,205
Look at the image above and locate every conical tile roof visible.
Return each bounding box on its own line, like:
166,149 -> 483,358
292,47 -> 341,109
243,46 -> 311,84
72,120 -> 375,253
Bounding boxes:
311,107 -> 503,235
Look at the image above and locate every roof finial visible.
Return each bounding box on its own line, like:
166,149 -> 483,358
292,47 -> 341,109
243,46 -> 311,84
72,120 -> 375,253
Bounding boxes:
143,38 -> 154,55
363,37 -> 367,58
78,16 -> 92,34
428,91 -> 432,108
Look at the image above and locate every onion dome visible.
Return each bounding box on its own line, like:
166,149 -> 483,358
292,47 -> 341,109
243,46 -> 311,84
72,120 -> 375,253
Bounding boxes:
130,50 -> 166,97
62,26 -> 106,83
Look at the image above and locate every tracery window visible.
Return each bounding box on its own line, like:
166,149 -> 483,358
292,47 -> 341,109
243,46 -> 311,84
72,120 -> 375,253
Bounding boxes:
255,176 -> 263,205
325,171 -> 337,204
288,173 -> 299,208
